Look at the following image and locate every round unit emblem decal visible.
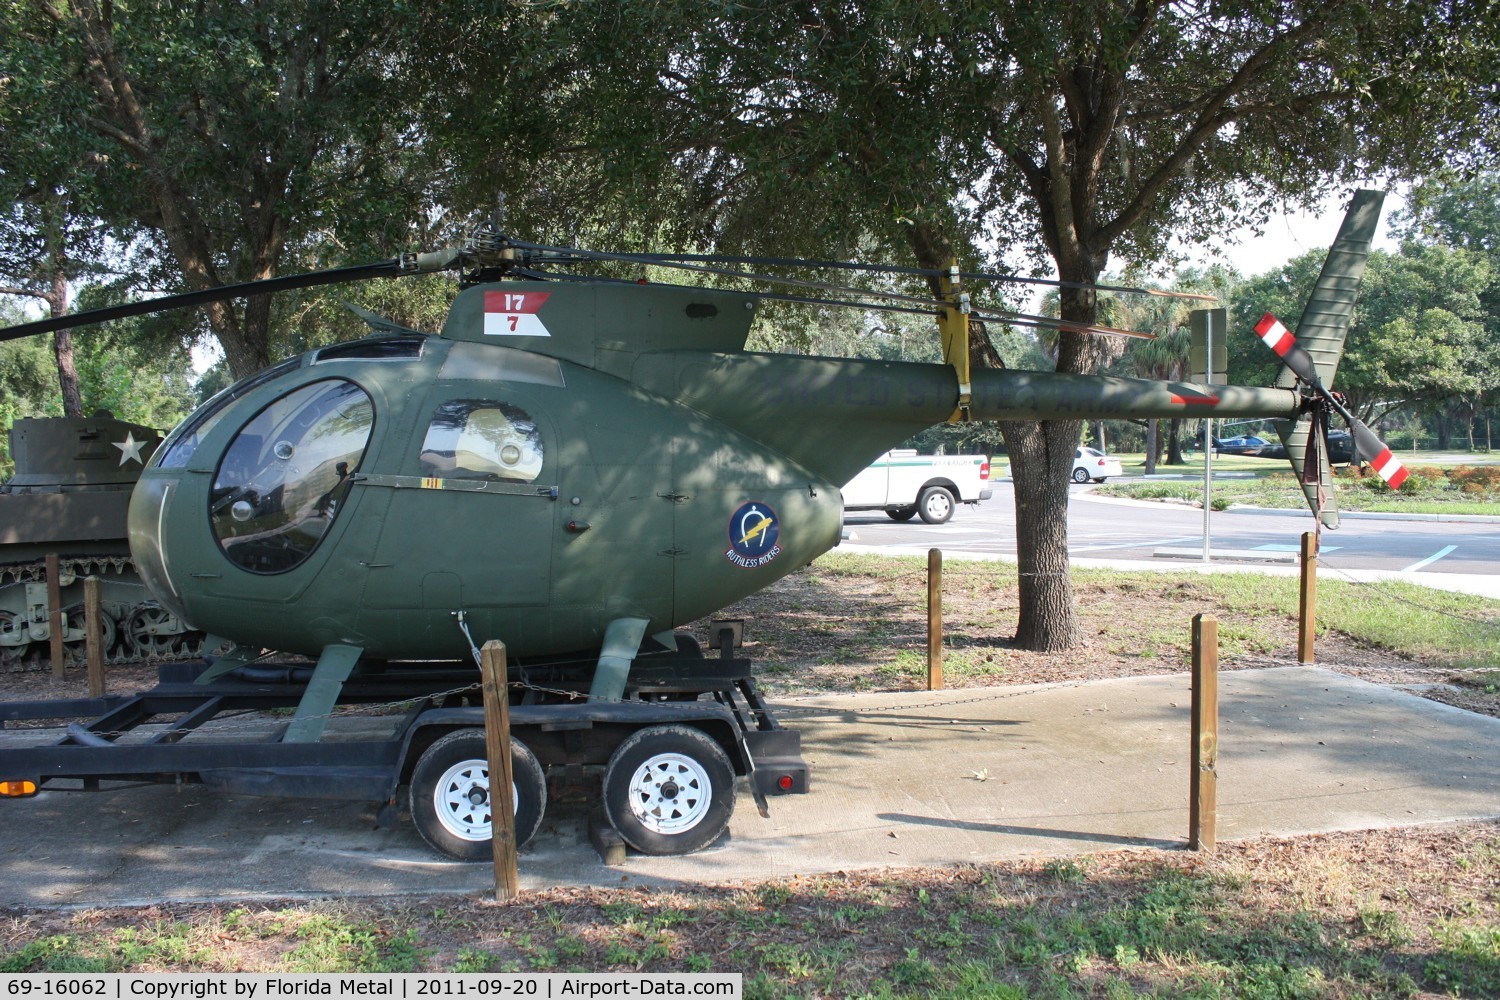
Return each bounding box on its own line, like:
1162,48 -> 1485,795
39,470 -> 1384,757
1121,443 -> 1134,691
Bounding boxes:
725,501 -> 782,569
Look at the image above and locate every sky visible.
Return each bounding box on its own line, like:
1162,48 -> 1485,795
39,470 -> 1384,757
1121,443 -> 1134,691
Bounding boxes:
1187,188 -> 1403,277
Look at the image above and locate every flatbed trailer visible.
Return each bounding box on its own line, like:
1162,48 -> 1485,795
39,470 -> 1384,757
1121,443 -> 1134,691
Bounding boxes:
0,643 -> 808,859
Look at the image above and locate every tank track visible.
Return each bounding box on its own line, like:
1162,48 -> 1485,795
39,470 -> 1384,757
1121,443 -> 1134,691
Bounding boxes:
0,554 -> 206,673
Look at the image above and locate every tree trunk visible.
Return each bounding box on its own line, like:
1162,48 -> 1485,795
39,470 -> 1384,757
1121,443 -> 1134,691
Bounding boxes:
51,332 -> 84,418
1094,419 -> 1107,452
41,212 -> 85,418
1144,418 -> 1159,475
1167,418 -> 1183,465
1003,418 -> 1083,650
907,216 -> 1085,650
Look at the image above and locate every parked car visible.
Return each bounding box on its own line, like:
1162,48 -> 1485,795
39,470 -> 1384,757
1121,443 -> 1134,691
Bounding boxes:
841,449 -> 992,524
1072,447 -> 1123,483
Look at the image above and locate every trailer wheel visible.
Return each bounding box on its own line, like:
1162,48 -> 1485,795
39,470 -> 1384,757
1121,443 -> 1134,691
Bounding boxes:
410,730 -> 547,861
886,506 -> 917,522
603,725 -> 735,855
917,486 -> 955,524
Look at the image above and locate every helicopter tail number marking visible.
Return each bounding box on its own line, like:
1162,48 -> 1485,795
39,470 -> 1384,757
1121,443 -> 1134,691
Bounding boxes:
484,291 -> 552,337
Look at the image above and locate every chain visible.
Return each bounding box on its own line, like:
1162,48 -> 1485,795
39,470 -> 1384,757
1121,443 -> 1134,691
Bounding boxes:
1318,555 -> 1500,633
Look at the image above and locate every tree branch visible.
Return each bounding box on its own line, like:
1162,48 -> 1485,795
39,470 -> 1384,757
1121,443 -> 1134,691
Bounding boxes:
1094,4 -> 1348,249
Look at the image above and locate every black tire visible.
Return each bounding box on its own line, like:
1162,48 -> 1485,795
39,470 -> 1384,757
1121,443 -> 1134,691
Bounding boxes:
603,724 -> 735,856
410,729 -> 547,861
917,486 -> 955,524
1071,467 -> 1091,484
886,506 -> 917,522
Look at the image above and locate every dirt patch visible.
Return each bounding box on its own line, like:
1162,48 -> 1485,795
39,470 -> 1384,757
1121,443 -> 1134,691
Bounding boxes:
693,561 -> 1500,718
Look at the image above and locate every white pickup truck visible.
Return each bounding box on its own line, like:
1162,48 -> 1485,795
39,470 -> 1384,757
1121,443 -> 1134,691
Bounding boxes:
841,449 -> 993,524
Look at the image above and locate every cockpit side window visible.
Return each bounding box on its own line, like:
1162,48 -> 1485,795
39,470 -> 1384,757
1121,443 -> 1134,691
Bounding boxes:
420,400 -> 543,483
210,379 -> 374,574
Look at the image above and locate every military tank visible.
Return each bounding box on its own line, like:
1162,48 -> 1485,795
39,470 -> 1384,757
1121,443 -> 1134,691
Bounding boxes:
1,413 -> 203,668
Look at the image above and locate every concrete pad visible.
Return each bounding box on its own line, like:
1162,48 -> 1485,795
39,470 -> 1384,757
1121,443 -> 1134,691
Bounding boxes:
0,667 -> 1496,906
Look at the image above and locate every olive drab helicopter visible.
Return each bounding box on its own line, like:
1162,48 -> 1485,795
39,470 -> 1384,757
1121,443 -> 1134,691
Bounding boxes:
0,191 -> 1393,859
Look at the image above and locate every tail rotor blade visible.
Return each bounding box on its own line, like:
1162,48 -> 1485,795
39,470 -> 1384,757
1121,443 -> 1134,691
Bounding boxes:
1349,417 -> 1409,488
1254,313 -> 1322,385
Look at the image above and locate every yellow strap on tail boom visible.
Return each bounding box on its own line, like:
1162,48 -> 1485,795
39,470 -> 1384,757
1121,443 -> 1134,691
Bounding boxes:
936,259 -> 971,422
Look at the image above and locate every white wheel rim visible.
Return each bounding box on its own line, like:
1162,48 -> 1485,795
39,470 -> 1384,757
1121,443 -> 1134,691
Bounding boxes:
928,494 -> 951,518
626,752 -> 712,835
432,758 -> 519,842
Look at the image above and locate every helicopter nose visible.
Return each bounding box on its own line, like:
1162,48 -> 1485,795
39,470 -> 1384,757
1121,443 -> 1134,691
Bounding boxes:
128,473 -> 193,625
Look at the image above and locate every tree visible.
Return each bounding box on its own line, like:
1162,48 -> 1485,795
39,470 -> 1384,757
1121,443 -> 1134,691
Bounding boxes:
0,196 -> 95,415
1399,173 -> 1500,448
1230,244 -> 1495,441
492,1 -> 1497,648
1,0 -> 449,380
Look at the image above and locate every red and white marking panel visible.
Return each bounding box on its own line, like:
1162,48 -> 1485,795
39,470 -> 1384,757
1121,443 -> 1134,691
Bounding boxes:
484,291 -> 551,337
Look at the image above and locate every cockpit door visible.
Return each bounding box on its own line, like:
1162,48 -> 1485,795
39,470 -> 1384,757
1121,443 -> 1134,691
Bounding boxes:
362,389 -> 556,610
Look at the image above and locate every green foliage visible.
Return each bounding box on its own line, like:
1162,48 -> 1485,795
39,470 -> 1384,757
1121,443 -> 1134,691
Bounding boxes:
0,0 -> 470,377
282,914 -> 425,973
1230,242 -> 1499,424
1425,921 -> 1500,996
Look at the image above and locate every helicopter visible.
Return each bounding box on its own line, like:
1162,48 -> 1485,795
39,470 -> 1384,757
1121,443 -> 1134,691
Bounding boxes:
0,190 -> 1394,858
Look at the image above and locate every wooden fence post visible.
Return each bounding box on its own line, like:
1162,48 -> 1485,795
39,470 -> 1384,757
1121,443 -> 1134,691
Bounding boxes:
45,554 -> 65,678
1190,613 -> 1219,852
480,639 -> 519,901
927,548 -> 943,691
1298,531 -> 1318,664
84,577 -> 106,698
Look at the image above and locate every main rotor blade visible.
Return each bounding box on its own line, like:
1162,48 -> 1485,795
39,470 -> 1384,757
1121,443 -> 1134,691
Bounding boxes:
0,259 -> 406,343
624,251 -> 1216,302
511,239 -> 1213,304
515,240 -> 1156,339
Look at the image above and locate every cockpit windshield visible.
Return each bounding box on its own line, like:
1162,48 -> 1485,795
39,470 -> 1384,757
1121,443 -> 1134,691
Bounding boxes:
210,379 -> 374,574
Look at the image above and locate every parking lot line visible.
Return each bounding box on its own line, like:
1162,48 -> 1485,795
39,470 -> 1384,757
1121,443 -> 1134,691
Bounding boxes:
1401,544 -> 1457,573
1071,535 -> 1200,553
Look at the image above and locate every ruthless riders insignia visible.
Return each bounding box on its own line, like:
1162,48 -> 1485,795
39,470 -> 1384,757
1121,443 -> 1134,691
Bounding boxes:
725,501 -> 781,568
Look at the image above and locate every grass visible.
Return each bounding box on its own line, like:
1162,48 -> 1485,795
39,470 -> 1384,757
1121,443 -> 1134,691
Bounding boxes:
773,551 -> 1500,684
1092,452 -> 1500,515
4,825 -> 1498,996
1077,563 -> 1500,670
1097,471 -> 1500,515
